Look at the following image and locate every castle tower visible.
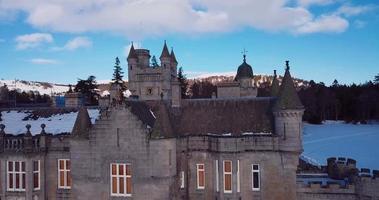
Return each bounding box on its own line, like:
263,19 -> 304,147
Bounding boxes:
234,54 -> 254,88
272,61 -> 304,200
127,43 -> 138,94
270,70 -> 280,97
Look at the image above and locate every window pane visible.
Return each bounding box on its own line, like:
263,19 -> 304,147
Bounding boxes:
198,164 -> 204,170
59,160 -> 64,170
119,177 -> 124,194
34,173 -> 39,188
253,172 -> 259,188
112,164 -> 117,175
22,162 -> 26,172
16,174 -> 20,188
8,161 -> 13,171
66,160 -> 71,170
126,165 -> 131,176
15,162 -> 19,172
9,174 -> 13,188
225,174 -> 232,191
119,165 -> 124,176
199,171 -> 205,187
126,177 -> 132,194
112,177 -> 117,194
67,171 -> 72,187
60,171 -> 65,186
22,174 -> 26,189
33,161 -> 39,171
224,161 -> 231,173
253,165 -> 259,170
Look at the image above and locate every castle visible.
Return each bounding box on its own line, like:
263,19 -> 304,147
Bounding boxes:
0,42 -> 378,200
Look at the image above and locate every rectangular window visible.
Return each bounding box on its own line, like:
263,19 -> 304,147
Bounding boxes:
58,159 -> 71,189
111,163 -> 132,196
33,160 -> 40,190
252,164 -> 260,191
237,160 -> 240,193
7,161 -> 26,191
196,164 -> 205,189
180,171 -> 185,189
223,160 -> 232,193
215,160 -> 219,192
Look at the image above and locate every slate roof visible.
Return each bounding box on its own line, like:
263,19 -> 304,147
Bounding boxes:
270,70 -> 280,97
72,107 -> 92,136
235,57 -> 254,81
274,62 -> 304,110
127,43 -> 138,59
160,41 -> 170,59
133,97 -> 275,137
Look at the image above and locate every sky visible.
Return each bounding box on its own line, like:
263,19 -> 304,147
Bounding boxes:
0,0 -> 378,85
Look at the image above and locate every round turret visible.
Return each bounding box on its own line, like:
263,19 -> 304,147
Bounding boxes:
235,55 -> 254,81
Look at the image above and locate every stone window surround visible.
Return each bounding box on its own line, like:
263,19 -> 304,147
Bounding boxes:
196,163 -> 205,190
223,160 -> 232,194
110,163 -> 132,197
33,160 -> 41,191
7,160 -> 26,192
58,159 -> 71,189
252,164 -> 260,191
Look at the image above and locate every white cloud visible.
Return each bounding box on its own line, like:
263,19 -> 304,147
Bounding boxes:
54,36 -> 92,51
186,71 -> 236,79
124,42 -> 142,58
30,58 -> 58,64
1,0 -> 372,37
335,5 -> 376,17
298,0 -> 336,7
296,15 -> 349,34
15,33 -> 53,50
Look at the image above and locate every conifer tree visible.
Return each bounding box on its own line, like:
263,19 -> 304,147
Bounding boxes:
177,67 -> 188,98
151,56 -> 159,68
112,57 -> 126,91
374,73 -> 379,85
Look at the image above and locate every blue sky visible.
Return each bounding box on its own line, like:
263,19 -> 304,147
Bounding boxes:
0,0 -> 378,85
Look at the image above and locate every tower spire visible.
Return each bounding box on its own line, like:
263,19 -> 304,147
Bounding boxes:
160,40 -> 170,59
127,42 -> 137,59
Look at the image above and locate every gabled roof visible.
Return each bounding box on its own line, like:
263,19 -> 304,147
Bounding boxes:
127,43 -> 138,59
160,41 -> 170,59
72,107 -> 92,135
270,70 -> 280,97
274,61 -> 304,110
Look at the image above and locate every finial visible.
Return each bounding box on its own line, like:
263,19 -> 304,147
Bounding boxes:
0,124 -> 5,134
41,124 -> 46,135
242,48 -> 248,62
25,124 -> 32,136
285,60 -> 290,71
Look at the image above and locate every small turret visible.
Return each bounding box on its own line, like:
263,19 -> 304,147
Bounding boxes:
170,48 -> 178,65
127,43 -> 138,60
72,107 -> 92,136
273,61 -> 304,152
160,41 -> 171,70
270,70 -> 280,97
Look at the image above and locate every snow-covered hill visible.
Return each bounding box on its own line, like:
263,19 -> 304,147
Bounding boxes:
0,80 -> 69,96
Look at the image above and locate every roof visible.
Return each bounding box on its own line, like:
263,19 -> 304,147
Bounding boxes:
72,107 -> 92,135
170,49 -> 178,64
274,62 -> 304,110
125,100 -> 156,128
127,43 -> 138,59
159,41 -> 170,59
270,70 -> 280,97
0,108 -> 99,135
235,56 -> 254,81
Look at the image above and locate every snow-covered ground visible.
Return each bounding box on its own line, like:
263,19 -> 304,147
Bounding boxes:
302,122 -> 379,170
0,80 -> 69,96
0,109 -> 99,135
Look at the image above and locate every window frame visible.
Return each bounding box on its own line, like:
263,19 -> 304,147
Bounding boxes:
196,164 -> 205,190
237,160 -> 240,193
33,160 -> 41,191
58,159 -> 71,189
180,171 -> 185,189
215,160 -> 219,192
7,161 -> 26,192
110,163 -> 132,197
252,164 -> 260,191
223,160 -> 232,193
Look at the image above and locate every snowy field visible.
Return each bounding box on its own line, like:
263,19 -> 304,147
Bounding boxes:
302,121 -> 379,170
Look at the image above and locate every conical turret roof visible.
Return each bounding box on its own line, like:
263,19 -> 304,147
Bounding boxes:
274,61 -> 303,110
170,48 -> 178,64
160,41 -> 170,59
72,107 -> 92,135
270,70 -> 280,97
234,55 -> 254,81
127,43 -> 138,59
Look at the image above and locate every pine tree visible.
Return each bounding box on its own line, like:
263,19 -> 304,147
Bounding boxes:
112,57 -> 125,90
74,75 -> 98,105
374,73 -> 379,85
177,67 -> 188,98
